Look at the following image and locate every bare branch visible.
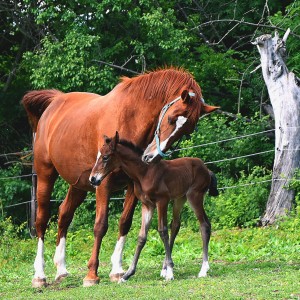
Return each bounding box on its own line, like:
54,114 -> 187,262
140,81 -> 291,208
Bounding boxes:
93,60 -> 140,75
193,19 -> 300,39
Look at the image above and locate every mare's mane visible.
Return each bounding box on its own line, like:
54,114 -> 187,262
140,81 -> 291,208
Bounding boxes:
118,139 -> 144,157
118,67 -> 202,105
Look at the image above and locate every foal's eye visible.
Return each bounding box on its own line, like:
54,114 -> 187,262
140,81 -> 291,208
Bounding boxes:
103,155 -> 109,162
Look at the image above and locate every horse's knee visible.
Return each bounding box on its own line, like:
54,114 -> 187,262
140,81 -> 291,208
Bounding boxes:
94,220 -> 108,238
137,235 -> 147,247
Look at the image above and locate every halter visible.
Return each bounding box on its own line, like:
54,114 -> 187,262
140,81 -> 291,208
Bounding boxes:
155,92 -> 196,157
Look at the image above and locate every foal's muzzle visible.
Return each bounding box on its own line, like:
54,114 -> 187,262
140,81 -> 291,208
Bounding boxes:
89,174 -> 102,187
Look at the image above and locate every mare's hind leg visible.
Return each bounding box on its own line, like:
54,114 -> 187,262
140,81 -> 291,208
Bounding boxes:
120,203 -> 155,282
54,185 -> 87,281
160,197 -> 186,278
110,182 -> 138,282
187,191 -> 211,277
32,164 -> 58,288
157,198 -> 174,280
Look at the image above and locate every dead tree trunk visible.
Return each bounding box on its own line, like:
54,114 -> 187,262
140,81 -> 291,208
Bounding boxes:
253,30 -> 300,225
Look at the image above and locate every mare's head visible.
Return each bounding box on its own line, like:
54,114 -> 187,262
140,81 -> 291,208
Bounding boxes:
138,69 -> 219,163
89,133 -> 121,187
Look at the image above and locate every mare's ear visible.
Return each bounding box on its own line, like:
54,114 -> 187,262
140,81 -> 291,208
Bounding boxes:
104,135 -> 111,144
181,90 -> 191,104
202,104 -> 220,114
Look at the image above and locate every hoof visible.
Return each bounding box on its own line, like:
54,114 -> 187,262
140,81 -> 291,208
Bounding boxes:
109,273 -> 125,282
83,278 -> 100,287
118,277 -> 127,284
55,273 -> 69,283
32,278 -> 47,288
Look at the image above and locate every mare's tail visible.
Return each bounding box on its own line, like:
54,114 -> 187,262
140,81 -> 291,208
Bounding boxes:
21,89 -> 63,131
208,171 -> 219,196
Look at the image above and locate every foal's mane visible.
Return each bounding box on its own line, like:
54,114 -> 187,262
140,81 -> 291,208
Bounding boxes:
118,139 -> 144,156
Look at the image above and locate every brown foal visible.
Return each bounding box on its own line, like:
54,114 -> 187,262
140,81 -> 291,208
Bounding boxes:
89,132 -> 218,282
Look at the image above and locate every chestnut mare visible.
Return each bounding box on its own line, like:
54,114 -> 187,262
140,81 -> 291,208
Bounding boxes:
22,68 -> 218,287
90,132 -> 218,282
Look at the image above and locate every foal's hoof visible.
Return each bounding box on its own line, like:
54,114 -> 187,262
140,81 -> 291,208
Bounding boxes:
109,273 -> 125,282
83,277 -> 100,287
55,273 -> 69,283
118,277 -> 127,284
32,278 -> 47,288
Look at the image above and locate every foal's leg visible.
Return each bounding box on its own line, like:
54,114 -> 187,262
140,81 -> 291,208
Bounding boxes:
157,198 -> 174,280
110,182 -> 138,281
54,185 -> 87,281
120,203 -> 154,282
160,197 -> 186,278
187,191 -> 211,277
32,164 -> 58,288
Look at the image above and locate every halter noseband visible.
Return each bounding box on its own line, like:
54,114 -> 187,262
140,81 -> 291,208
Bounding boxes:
155,92 -> 196,157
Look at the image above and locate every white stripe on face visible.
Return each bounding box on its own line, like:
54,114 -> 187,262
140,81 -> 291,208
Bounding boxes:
96,150 -> 101,162
159,116 -> 188,152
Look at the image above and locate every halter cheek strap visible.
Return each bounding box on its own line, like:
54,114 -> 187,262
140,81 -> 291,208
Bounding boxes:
155,92 -> 195,157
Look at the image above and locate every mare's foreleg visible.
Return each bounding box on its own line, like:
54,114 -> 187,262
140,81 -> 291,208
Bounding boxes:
54,186 -> 86,281
32,165 -> 58,288
188,191 -> 211,277
120,203 -> 154,282
110,182 -> 138,281
83,182 -> 110,287
157,199 -> 174,280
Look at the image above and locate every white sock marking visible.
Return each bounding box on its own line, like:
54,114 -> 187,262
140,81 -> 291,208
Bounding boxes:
54,237 -> 68,280
110,236 -> 126,276
33,238 -> 46,280
198,260 -> 209,277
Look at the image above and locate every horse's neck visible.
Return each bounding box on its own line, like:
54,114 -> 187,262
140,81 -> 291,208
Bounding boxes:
110,89 -> 164,148
116,146 -> 148,181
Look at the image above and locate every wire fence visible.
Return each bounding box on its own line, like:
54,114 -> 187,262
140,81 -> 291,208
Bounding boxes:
0,128 -> 299,210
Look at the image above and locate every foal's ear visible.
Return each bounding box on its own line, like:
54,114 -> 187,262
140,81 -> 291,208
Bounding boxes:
181,90 -> 191,104
111,131 -> 119,150
115,131 -> 119,144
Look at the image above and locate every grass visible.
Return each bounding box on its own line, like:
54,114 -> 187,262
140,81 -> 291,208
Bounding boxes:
0,213 -> 299,300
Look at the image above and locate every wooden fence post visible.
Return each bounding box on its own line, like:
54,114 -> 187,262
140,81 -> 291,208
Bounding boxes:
253,29 -> 300,225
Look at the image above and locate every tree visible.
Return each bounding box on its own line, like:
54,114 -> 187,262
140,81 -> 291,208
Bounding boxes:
253,29 -> 300,225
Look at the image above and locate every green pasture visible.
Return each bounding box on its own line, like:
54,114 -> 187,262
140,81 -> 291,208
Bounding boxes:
1,212 -> 299,300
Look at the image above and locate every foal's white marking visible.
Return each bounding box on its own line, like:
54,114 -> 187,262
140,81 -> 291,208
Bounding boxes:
198,260 -> 210,277
33,238 -> 46,280
53,237 -> 69,280
110,236 -> 126,276
161,266 -> 174,280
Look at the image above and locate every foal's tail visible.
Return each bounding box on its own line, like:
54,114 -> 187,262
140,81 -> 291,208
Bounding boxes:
208,171 -> 219,197
21,89 -> 63,131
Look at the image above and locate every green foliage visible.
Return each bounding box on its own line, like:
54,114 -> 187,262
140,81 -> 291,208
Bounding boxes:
0,163 -> 31,223
179,113 -> 274,178
23,30 -> 113,93
207,166 -> 272,229
288,169 -> 300,216
270,2 -> 300,75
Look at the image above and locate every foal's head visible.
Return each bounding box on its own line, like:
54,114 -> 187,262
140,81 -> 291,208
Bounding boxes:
89,133 -> 120,187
